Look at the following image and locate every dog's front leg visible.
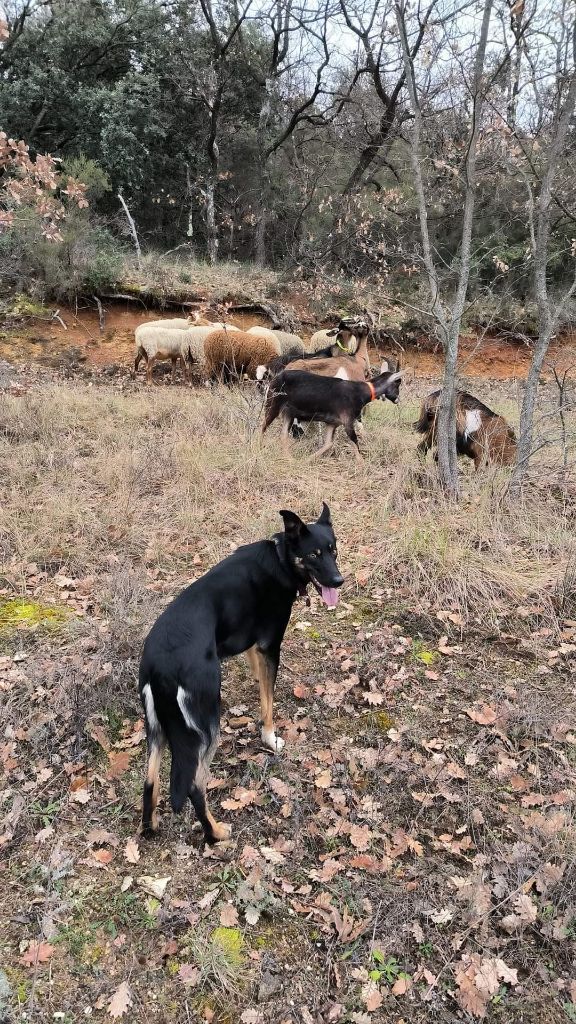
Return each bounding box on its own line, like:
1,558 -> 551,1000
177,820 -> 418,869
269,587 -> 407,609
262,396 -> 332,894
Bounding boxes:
246,645 -> 285,752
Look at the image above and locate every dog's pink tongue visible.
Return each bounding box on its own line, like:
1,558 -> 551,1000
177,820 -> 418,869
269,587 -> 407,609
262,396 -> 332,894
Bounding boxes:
321,586 -> 340,608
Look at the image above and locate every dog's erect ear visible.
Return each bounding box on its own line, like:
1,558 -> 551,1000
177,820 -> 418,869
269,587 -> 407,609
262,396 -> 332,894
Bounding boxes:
318,502 -> 332,526
279,509 -> 308,541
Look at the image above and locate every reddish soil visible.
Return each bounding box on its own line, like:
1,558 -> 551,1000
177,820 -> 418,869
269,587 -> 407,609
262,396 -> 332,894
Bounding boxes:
2,300 -> 576,379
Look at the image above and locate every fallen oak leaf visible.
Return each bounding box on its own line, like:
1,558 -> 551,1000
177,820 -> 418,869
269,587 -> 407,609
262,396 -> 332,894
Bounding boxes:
92,848 -> 114,865
315,769 -> 332,789
108,981 -> 133,1019
136,875 -> 171,899
465,704 -> 497,726
361,980 -> 383,1011
221,786 -> 260,811
349,824 -> 372,852
20,941 -> 56,967
269,777 -> 291,799
437,636 -> 462,655
293,684 -> 310,699
124,838 -> 140,863
391,974 -> 412,995
87,722 -> 111,752
87,829 -> 118,847
106,748 -> 135,780
260,845 -> 285,864
178,964 -> 200,987
309,858 -> 343,882
219,903 -> 240,927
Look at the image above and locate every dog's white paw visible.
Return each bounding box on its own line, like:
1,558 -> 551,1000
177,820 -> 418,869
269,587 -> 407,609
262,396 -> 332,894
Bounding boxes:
261,728 -> 285,753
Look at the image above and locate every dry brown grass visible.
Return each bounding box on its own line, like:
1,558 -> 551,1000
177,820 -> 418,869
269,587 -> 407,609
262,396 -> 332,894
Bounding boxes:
120,253 -> 281,305
0,378 -> 574,634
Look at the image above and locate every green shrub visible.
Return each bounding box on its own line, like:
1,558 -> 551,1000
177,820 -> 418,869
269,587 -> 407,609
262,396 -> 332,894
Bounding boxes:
0,205 -> 124,301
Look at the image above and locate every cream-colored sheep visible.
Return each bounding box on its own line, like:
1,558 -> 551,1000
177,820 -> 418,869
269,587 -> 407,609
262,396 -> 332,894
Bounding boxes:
204,329 -> 279,380
134,322 -> 240,383
142,317 -> 192,330
247,325 -> 304,356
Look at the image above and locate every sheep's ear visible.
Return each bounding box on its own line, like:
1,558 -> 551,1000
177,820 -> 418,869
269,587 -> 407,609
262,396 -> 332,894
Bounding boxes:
317,502 -> 332,526
279,509 -> 308,541
325,328 -> 338,337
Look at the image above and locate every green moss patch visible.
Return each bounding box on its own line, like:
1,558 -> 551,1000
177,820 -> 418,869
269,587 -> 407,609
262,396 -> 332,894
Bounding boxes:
210,927 -> 245,966
0,598 -> 71,634
411,640 -> 438,666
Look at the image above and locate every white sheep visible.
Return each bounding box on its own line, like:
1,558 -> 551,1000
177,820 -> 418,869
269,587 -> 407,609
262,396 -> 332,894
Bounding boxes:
247,325 -> 304,357
134,322 -> 239,384
141,317 -> 192,330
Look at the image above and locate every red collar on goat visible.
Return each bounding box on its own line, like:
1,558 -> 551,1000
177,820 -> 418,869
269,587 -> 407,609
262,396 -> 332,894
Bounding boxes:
367,380 -> 376,402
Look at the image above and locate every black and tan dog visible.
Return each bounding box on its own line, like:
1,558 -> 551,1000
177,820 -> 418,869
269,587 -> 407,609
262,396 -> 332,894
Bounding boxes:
139,505 -> 343,844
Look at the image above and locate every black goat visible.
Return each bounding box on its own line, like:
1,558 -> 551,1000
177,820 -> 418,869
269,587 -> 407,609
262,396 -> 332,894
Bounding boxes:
262,368 -> 402,461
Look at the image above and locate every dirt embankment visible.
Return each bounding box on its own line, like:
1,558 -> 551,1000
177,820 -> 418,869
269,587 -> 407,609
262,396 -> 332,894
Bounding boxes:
2,298 -> 576,380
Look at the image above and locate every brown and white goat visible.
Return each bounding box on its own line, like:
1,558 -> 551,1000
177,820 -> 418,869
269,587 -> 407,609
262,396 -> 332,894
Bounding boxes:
285,322 -> 371,380
414,390 -> 517,469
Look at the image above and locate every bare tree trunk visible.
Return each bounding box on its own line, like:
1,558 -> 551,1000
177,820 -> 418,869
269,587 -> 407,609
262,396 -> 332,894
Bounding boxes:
397,0 -> 492,497
186,164 -> 194,240
204,177 -> 218,265
435,0 -> 493,496
255,197 -> 268,266
255,78 -> 273,266
509,66 -> 576,494
118,193 -> 142,271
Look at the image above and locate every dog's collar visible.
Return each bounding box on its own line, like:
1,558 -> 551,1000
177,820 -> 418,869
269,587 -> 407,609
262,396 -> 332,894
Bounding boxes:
367,380 -> 376,402
272,536 -> 308,597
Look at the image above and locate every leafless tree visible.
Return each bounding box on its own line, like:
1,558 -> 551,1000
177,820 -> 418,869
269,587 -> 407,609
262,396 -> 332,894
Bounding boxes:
238,0 -> 333,265
396,0 -> 494,497
508,19 -> 576,493
338,0 -> 438,198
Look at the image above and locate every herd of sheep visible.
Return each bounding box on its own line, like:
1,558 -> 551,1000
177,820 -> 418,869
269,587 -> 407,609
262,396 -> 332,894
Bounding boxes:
132,312 -> 364,385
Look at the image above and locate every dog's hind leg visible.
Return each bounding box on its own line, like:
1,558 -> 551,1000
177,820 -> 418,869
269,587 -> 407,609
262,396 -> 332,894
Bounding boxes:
189,727 -> 230,844
170,679 -> 230,844
142,737 -> 166,835
246,645 -> 284,753
190,775 -> 231,844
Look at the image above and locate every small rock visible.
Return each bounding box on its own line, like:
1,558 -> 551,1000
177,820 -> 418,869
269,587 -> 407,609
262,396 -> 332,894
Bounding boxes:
0,968 -> 13,1014
257,971 -> 282,1003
